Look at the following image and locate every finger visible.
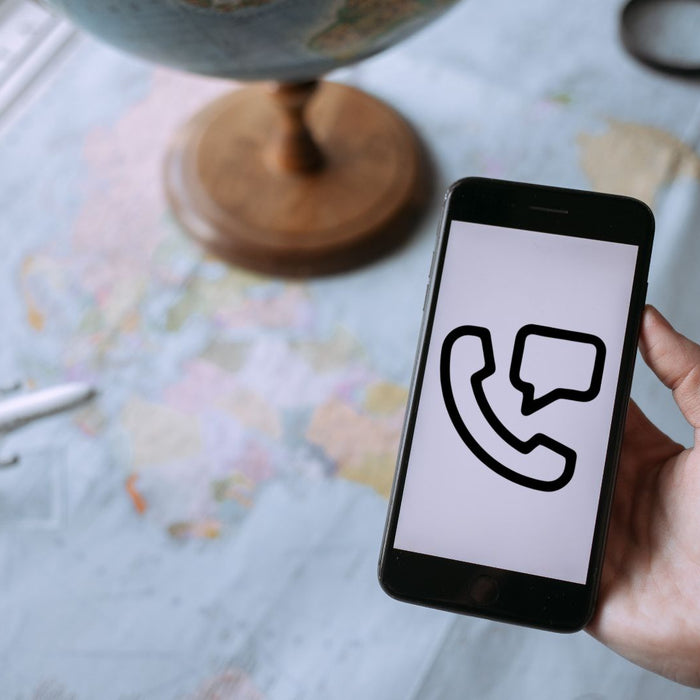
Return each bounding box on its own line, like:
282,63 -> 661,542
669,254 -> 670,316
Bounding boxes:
639,305 -> 700,430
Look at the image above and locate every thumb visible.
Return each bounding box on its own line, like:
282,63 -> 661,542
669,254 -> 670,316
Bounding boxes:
639,305 -> 700,431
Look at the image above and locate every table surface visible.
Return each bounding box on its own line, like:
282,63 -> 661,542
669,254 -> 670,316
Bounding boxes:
1,0 -> 700,697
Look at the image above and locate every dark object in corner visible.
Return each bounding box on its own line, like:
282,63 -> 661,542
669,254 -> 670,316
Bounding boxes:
620,0 -> 700,76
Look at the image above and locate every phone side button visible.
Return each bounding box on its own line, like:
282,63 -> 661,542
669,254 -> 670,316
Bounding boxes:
469,575 -> 500,605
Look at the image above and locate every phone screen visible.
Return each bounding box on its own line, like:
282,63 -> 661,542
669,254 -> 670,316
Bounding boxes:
393,220 -> 639,585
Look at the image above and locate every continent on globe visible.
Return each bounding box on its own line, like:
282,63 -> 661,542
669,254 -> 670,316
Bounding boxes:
309,0 -> 458,57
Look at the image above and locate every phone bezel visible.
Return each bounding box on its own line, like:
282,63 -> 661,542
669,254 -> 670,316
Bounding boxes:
378,177 -> 654,632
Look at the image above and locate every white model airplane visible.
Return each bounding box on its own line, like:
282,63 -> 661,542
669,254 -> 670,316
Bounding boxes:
0,381 -> 96,467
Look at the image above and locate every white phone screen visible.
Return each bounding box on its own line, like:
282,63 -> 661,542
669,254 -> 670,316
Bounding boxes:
394,221 -> 639,584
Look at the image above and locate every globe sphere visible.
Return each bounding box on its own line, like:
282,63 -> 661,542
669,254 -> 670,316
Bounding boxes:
43,0 -> 458,82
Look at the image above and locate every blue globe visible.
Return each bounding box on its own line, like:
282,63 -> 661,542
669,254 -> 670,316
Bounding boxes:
44,0 -> 459,81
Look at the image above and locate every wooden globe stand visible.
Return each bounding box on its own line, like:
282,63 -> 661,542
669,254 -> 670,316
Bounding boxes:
164,80 -> 427,276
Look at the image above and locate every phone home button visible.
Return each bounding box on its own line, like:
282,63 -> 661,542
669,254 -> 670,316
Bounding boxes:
469,575 -> 499,605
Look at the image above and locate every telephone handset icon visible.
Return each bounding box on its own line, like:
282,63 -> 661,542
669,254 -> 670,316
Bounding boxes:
440,325 -> 606,492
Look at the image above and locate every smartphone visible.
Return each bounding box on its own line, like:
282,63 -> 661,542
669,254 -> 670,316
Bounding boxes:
378,177 -> 654,632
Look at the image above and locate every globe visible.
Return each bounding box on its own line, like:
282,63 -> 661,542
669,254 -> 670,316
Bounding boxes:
43,0 -> 461,275
44,0 -> 458,81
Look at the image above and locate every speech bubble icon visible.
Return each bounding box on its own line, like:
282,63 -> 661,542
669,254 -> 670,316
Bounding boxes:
509,324 -> 606,416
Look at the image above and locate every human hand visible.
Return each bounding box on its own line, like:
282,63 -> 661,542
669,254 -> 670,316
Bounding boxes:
587,306 -> 700,687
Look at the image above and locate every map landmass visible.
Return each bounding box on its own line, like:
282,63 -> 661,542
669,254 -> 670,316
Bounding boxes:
308,0 -> 456,57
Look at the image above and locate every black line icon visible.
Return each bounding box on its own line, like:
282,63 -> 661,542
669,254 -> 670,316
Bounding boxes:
440,325 -> 606,492
510,324 -> 606,416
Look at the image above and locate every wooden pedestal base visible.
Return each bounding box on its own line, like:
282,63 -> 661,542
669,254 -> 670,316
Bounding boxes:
164,81 -> 427,277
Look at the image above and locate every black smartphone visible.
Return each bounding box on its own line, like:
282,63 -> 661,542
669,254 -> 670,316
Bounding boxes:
378,177 -> 654,632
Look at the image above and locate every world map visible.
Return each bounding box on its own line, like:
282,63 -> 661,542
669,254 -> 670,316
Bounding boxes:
18,74 -> 408,538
